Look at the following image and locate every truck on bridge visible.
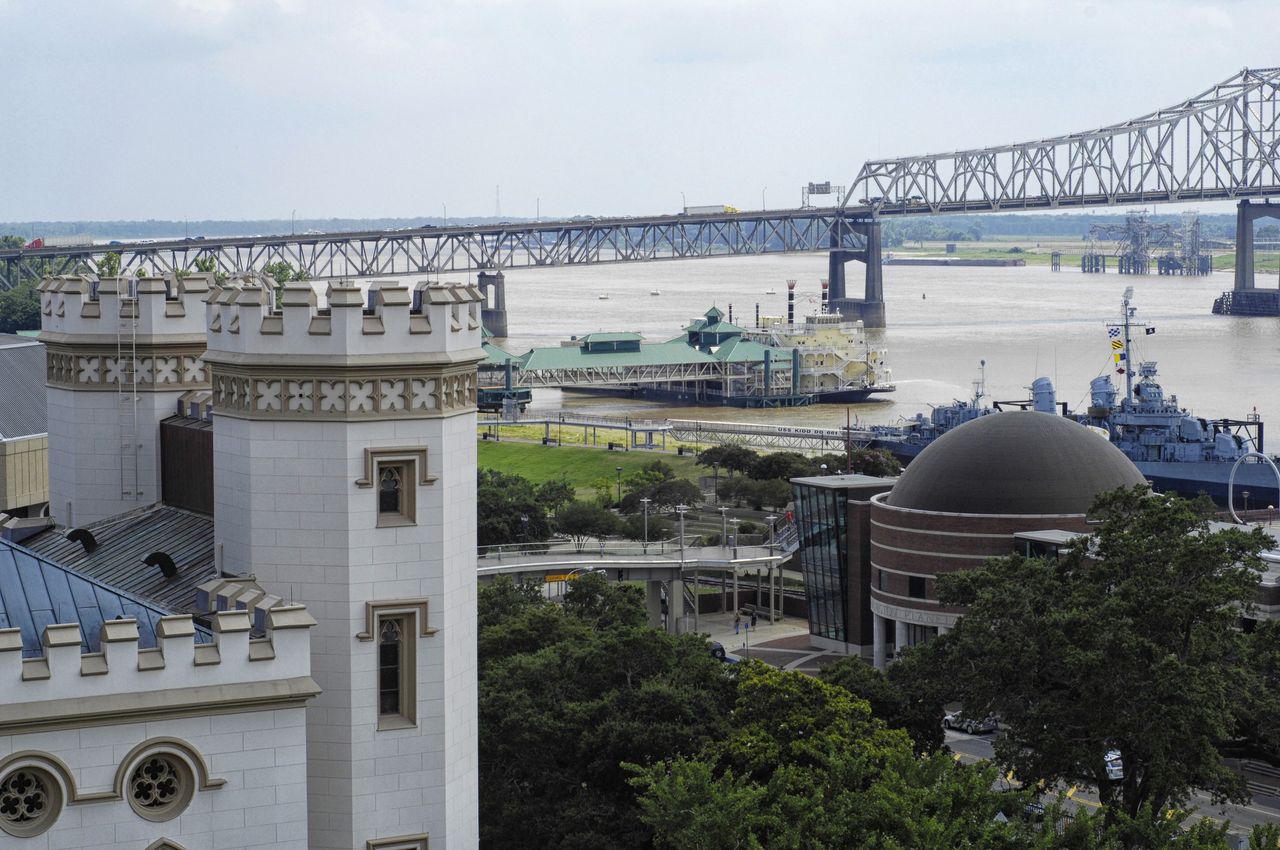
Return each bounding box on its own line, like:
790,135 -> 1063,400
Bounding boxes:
682,204 -> 739,215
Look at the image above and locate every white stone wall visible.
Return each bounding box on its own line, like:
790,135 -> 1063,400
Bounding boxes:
0,607 -> 317,850
3,706 -> 309,850
213,412 -> 479,849
39,274 -> 212,528
209,277 -> 482,850
46,386 -> 175,527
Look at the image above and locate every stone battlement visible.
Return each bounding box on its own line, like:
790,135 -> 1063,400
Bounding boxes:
0,605 -> 316,701
38,274 -> 212,342
205,275 -> 485,359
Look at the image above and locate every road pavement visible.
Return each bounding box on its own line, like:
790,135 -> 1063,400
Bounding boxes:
945,729 -> 1280,837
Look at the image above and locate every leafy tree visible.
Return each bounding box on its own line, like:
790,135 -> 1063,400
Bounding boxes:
813,448 -> 902,477
477,469 -> 553,546
191,255 -> 228,284
97,251 -> 122,278
478,573 -> 736,850
261,260 -> 310,285
646,478 -> 702,512
909,485 -> 1274,829
0,283 -> 40,334
629,663 -> 1036,850
535,477 -> 576,514
748,450 -> 813,481
1233,619 -> 1280,762
620,514 -> 673,544
696,444 -> 758,478
555,500 -> 622,550
849,447 -> 902,477
819,655 -> 944,755
0,235 -> 25,249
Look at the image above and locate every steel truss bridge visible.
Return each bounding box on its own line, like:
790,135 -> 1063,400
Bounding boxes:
4,66 -> 1279,296
845,66 -> 1280,215
0,212 -> 871,290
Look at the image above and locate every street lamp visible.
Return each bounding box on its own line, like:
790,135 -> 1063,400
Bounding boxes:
719,506 -> 729,546
765,514 -> 778,623
640,497 -> 651,552
680,191 -> 686,214
1243,490 -> 1251,514
676,504 -> 690,634
762,186 -> 767,211
820,463 -> 828,475
616,466 -> 623,505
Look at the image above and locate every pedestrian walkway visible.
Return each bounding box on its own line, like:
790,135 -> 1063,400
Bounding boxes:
694,610 -> 848,673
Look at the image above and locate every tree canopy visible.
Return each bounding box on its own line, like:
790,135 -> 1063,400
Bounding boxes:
555,500 -> 622,550
906,485 -> 1276,830
479,574 -> 736,850
628,663 -> 1036,850
476,469 -> 553,547
0,282 -> 39,334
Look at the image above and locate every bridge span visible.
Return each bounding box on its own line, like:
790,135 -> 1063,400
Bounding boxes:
6,66 -> 1279,322
476,538 -> 794,635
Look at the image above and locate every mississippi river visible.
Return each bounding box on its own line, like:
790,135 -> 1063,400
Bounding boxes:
487,255 -> 1279,430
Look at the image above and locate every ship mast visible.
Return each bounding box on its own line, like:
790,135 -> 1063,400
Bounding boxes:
1122,286 -> 1134,407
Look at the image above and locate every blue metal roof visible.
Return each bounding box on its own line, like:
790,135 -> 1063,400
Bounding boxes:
0,538 -> 210,658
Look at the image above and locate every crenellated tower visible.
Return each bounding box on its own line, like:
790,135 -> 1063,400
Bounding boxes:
37,273 -> 212,526
203,275 -> 484,850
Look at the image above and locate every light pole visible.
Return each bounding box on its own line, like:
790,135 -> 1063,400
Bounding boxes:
640,497 -> 651,552
719,506 -> 729,546
820,463 -> 828,475
442,203 -> 447,225
680,191 -> 686,214
616,466 -> 623,505
1243,490 -> 1251,514
765,514 -> 778,623
762,186 -> 767,211
676,504 -> 690,634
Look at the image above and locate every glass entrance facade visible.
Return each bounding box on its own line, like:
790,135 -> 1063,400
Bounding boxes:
792,482 -> 849,642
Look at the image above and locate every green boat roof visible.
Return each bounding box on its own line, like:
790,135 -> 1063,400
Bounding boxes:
520,339 -> 719,370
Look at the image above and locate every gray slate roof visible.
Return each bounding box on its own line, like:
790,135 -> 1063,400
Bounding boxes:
0,334 -> 46,439
22,504 -> 216,614
0,538 -> 210,658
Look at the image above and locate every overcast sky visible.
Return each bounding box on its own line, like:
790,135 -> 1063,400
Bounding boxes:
2,0 -> 1276,221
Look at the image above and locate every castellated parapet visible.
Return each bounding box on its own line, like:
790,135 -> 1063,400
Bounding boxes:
38,274 -> 212,391
0,606 -> 319,850
201,275 -> 486,421
0,606 -> 317,708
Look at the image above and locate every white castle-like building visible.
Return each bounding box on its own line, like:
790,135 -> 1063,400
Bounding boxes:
0,272 -> 483,849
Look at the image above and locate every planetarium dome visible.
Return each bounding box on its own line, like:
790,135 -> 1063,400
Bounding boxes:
885,411 -> 1148,515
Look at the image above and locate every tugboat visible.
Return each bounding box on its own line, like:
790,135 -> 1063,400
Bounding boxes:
871,289 -> 1274,506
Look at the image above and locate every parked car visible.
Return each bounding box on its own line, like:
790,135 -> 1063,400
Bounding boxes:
943,710 -> 998,734
708,641 -> 743,664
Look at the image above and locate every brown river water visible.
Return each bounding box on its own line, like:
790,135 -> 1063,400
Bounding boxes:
483,255 -> 1280,431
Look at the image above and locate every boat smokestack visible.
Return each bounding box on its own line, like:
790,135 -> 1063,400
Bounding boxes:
755,303 -> 759,328
787,280 -> 796,324
820,278 -> 829,312
1031,377 -> 1057,413
728,303 -> 733,324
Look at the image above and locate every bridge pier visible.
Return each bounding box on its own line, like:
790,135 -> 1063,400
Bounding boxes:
646,580 -> 664,631
1215,200 -> 1280,316
477,268 -> 509,337
826,219 -> 886,328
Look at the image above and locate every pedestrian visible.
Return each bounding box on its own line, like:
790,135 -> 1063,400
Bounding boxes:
734,613 -> 741,634
750,611 -> 758,628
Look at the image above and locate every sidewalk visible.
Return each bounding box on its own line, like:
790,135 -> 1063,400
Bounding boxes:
691,609 -> 848,674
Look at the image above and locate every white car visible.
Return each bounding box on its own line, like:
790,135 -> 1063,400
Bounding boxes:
943,711 -> 998,734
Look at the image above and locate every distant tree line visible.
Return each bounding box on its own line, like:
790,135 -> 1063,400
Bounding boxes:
697,445 -> 900,512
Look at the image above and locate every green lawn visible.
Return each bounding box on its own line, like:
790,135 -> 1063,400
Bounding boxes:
477,439 -> 703,495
